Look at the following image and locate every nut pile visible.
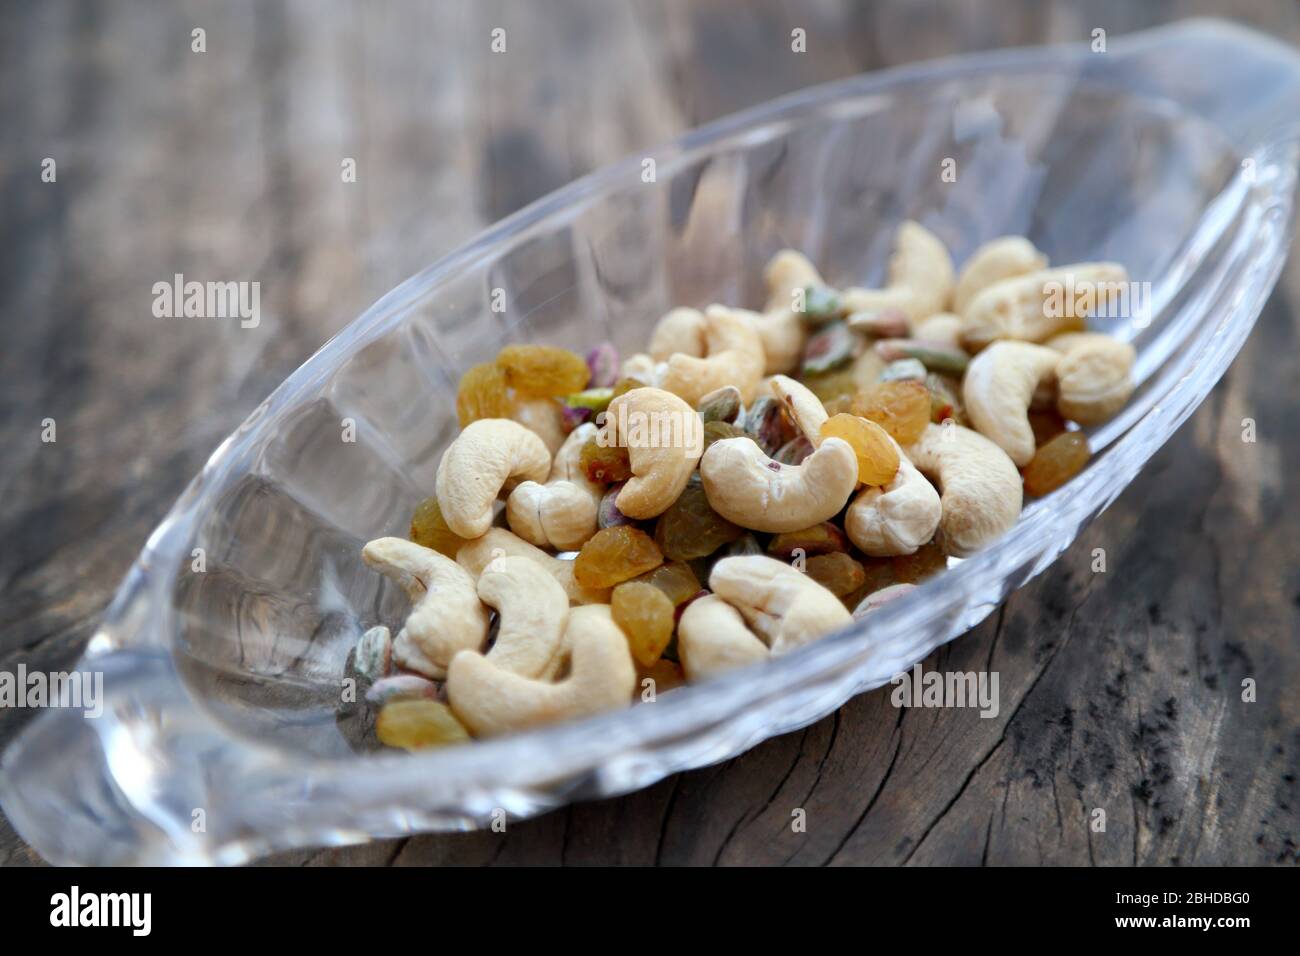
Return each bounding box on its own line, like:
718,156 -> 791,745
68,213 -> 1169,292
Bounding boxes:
356,221 -> 1137,749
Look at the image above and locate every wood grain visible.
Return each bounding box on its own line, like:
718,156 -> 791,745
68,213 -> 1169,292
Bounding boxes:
0,0 -> 1296,866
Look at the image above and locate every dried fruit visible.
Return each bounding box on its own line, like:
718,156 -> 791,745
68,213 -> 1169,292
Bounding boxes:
573,526 -> 664,588
1028,409 -> 1068,447
802,321 -> 856,375
376,699 -> 470,750
612,581 -> 676,667
799,284 -> 846,323
456,362 -> 513,427
703,420 -> 745,452
853,380 -> 931,445
653,477 -> 744,561
586,342 -> 620,388
697,385 -> 742,424
633,561 -> 702,607
613,376 -> 647,397
637,658 -> 686,695
767,522 -> 849,558
598,482 -> 635,529
409,496 -> 470,558
806,552 -> 867,598
740,396 -> 796,455
580,439 -> 633,483
879,358 -> 928,383
496,344 -> 590,398
820,413 -> 900,486
1023,431 -> 1090,497
892,540 -> 948,584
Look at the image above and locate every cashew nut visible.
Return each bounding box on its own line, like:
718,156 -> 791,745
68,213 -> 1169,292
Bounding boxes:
911,312 -> 965,350
456,527 -> 610,605
842,220 -> 955,325
649,307 -> 707,361
602,387 -> 703,519
510,397 -> 567,457
678,594 -> 769,681
1047,333 -> 1136,425
763,249 -> 824,312
769,374 -> 828,444
361,537 -> 489,679
844,434 -> 942,556
903,422 -> 1022,557
476,555 -> 569,678
709,556 -> 851,655
658,305 -> 766,405
700,436 -> 857,533
506,423 -> 602,550
435,419 -> 551,538
622,352 -> 658,383
962,341 -> 1061,466
446,604 -> 636,737
960,262 -> 1128,350
953,236 -> 1048,314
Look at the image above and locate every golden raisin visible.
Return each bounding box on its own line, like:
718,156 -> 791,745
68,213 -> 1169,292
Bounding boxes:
611,581 -> 676,667
1028,410 -> 1068,447
1023,431 -> 1090,497
496,344 -> 590,398
653,478 -> 743,561
892,540 -> 948,584
820,413 -> 900,486
580,439 -> 633,483
574,526 -> 664,589
409,496 -> 469,558
455,362 -> 513,427
376,700 -> 470,750
637,658 -> 686,695
853,380 -> 931,445
632,561 -> 702,607
806,552 -> 866,598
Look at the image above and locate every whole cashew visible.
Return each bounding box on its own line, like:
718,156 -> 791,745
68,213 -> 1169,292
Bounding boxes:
763,249 -> 824,311
510,397 -> 567,457
602,387 -> 704,519
678,594 -> 769,681
446,604 -> 636,737
845,434 -> 942,556
709,556 -> 851,655
953,236 -> 1048,314
769,374 -> 828,443
506,423 -> 602,550
749,250 -> 824,375
456,527 -> 610,605
911,312 -> 965,350
649,307 -> 707,361
903,422 -> 1022,557
960,262 -> 1128,350
622,352 -> 658,382
700,436 -> 858,533
658,305 -> 766,405
361,537 -> 489,679
476,555 -> 569,678
962,341 -> 1062,466
1047,333 -> 1136,425
842,220 -> 955,325
435,419 -> 551,538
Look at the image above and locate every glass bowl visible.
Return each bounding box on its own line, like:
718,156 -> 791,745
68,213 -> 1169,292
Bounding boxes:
3,19 -> 1298,865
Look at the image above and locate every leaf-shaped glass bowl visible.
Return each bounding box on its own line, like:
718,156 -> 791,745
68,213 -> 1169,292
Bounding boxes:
3,19 -> 1298,865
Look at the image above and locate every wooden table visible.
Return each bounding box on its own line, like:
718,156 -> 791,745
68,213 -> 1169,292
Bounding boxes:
2,0 -> 1296,866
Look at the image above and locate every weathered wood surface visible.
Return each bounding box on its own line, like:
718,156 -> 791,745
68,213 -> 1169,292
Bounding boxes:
1,0 -> 1297,866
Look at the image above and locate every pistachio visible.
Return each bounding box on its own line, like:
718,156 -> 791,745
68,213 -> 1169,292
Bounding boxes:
354,625 -> 393,681
365,673 -> 439,706
847,308 -> 909,339
874,338 -> 970,374
799,284 -> 846,323
703,420 -> 746,452
880,358 -> 928,382
586,342 -> 620,388
766,521 -> 849,558
722,533 -> 764,558
739,396 -> 797,455
564,387 -> 614,413
697,384 -> 742,424
773,435 -> 814,466
925,371 -> 967,425
801,321 -> 856,376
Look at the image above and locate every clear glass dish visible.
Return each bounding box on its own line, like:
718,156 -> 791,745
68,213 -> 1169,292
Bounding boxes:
3,19 -> 1298,865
